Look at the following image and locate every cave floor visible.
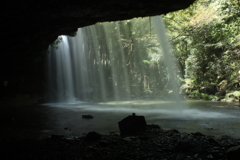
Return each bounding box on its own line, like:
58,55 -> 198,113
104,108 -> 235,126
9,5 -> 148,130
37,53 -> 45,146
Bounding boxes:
1,100 -> 240,160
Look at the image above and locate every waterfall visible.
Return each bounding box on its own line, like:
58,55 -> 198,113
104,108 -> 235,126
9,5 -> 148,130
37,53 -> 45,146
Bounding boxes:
151,16 -> 181,102
47,16 -> 182,103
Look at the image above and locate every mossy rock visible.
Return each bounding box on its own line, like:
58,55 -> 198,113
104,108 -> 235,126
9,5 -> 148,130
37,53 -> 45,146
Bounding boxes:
226,91 -> 240,98
225,91 -> 240,102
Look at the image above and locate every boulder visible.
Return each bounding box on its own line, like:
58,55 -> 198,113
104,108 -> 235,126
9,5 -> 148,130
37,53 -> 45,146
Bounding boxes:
85,132 -> 102,141
175,139 -> 203,153
118,113 -> 147,136
226,145 -> 240,160
180,84 -> 192,94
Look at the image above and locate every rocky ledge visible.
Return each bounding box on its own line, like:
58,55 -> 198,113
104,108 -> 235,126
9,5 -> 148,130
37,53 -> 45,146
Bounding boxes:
2,125 -> 240,160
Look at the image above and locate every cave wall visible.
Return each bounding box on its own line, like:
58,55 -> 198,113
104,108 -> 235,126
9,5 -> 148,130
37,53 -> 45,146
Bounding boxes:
1,0 -> 195,96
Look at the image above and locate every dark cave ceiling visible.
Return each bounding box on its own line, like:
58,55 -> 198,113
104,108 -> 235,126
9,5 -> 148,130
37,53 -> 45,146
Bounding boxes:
3,0 -> 195,55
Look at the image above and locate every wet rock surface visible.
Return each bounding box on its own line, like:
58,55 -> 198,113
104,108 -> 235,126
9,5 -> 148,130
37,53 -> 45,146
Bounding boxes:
2,125 -> 240,160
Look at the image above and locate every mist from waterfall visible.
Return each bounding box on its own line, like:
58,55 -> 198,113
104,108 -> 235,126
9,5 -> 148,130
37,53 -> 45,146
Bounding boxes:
47,16 -> 182,103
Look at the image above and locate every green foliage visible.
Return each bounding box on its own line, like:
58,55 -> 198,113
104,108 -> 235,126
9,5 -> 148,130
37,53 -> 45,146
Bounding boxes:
189,89 -> 217,100
190,90 -> 200,99
200,94 -> 217,100
227,91 -> 240,98
51,37 -> 63,48
143,60 -> 151,64
144,88 -> 153,94
222,91 -> 240,102
165,0 -> 240,99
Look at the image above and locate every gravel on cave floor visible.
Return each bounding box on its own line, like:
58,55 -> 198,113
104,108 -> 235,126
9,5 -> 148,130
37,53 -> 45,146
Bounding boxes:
1,125 -> 240,160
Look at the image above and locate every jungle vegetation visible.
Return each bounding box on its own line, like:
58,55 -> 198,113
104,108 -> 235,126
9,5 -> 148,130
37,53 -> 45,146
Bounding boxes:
165,0 -> 240,101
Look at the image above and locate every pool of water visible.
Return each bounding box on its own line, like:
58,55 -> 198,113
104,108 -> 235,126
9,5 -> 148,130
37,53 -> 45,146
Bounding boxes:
43,100 -> 240,138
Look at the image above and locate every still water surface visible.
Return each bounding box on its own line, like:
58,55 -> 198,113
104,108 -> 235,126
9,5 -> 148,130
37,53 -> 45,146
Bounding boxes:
44,100 -> 240,138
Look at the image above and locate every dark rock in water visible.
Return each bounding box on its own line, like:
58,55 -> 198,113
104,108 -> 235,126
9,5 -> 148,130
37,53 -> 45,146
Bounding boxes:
118,113 -> 147,136
82,115 -> 94,119
175,139 -> 203,153
85,132 -> 102,141
226,145 -> 240,160
206,127 -> 213,130
64,127 -> 71,131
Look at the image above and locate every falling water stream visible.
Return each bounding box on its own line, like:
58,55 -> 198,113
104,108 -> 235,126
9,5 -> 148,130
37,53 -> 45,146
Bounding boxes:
46,16 -> 240,138
47,16 -> 181,103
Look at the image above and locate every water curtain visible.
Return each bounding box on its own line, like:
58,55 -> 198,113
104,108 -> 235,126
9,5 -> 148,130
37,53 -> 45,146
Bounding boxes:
47,16 -> 181,103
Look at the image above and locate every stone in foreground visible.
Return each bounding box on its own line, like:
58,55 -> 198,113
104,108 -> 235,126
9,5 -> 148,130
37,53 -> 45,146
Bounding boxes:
227,145 -> 240,160
85,131 -> 102,141
118,113 -> 147,136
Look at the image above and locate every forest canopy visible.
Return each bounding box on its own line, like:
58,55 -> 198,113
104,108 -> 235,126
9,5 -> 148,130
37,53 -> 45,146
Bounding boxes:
164,0 -> 240,101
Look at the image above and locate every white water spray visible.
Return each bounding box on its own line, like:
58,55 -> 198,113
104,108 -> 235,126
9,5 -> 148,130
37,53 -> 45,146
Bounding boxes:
151,16 -> 181,102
